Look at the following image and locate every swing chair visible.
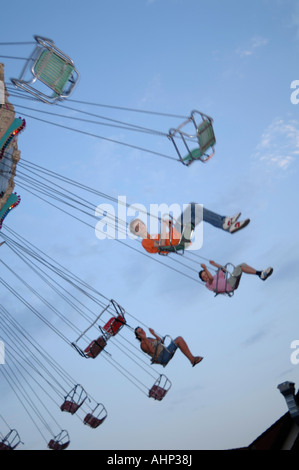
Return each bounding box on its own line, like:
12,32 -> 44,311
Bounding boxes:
48,430 -> 70,451
11,36 -> 79,104
168,110 -> 216,166
157,215 -> 194,256
150,335 -> 177,368
83,403 -> 108,429
71,299 -> 126,359
149,374 -> 172,401
213,263 -> 241,297
0,193 -> 21,230
60,384 -> 88,415
0,429 -> 22,450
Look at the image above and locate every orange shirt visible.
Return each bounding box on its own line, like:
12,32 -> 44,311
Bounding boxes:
141,227 -> 182,254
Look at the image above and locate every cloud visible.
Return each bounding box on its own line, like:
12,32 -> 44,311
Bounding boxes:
237,35 -> 269,58
253,118 -> 299,171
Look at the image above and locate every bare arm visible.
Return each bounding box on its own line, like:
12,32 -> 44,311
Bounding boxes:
210,260 -> 226,271
148,328 -> 161,341
200,263 -> 214,284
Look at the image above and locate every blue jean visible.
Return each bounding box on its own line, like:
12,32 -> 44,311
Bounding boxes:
156,340 -> 178,365
175,203 -> 226,232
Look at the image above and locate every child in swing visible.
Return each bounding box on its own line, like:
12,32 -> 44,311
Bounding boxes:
199,261 -> 273,294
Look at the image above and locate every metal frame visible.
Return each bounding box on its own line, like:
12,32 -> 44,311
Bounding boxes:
0,429 -> 22,450
71,299 -> 125,358
61,384 -> 88,414
158,215 -> 193,255
148,374 -> 172,401
168,110 -> 215,166
11,36 -> 79,104
214,263 -> 237,297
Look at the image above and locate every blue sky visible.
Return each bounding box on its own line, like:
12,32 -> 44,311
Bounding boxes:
0,0 -> 299,451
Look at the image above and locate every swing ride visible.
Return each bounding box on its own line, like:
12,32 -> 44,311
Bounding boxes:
0,228 -> 173,410
0,427 -> 22,451
0,34 -> 260,451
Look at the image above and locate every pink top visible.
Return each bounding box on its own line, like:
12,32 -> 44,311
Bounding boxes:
205,269 -> 233,293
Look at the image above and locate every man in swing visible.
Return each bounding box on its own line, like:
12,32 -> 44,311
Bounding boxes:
129,203 -> 250,254
134,326 -> 203,367
198,260 -> 273,294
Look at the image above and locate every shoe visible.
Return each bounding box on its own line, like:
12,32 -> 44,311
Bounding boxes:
192,356 -> 203,367
222,212 -> 241,230
260,267 -> 273,281
229,218 -> 250,234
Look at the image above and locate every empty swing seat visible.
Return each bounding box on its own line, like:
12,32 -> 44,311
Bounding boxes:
169,110 -> 216,166
11,36 -> 79,104
84,414 -> 106,429
149,375 -> 172,401
60,400 -> 80,415
102,314 -> 125,337
148,385 -> 168,401
0,442 -> 12,451
48,439 -> 70,451
84,335 -> 107,358
48,430 -> 70,451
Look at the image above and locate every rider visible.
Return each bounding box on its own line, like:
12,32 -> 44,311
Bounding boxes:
199,260 -> 273,294
129,204 -> 250,254
134,326 -> 203,367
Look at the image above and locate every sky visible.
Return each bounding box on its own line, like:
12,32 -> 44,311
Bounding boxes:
0,0 -> 299,452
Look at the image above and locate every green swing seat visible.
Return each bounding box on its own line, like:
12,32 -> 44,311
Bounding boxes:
158,221 -> 193,255
168,110 -> 216,166
11,36 -> 79,104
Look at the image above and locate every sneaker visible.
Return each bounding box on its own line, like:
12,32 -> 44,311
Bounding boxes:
260,267 -> 273,281
229,218 -> 250,234
222,212 -> 241,230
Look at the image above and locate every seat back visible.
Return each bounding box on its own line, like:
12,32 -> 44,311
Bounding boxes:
48,439 -> 70,451
33,50 -> 76,95
0,442 -> 12,450
149,385 -> 167,401
60,400 -> 80,415
11,36 -> 79,104
196,120 -> 216,155
103,314 -> 125,337
84,413 -> 106,429
84,336 -> 107,358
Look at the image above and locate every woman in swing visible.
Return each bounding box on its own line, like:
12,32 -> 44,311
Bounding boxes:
199,260 -> 273,295
134,327 -> 203,367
